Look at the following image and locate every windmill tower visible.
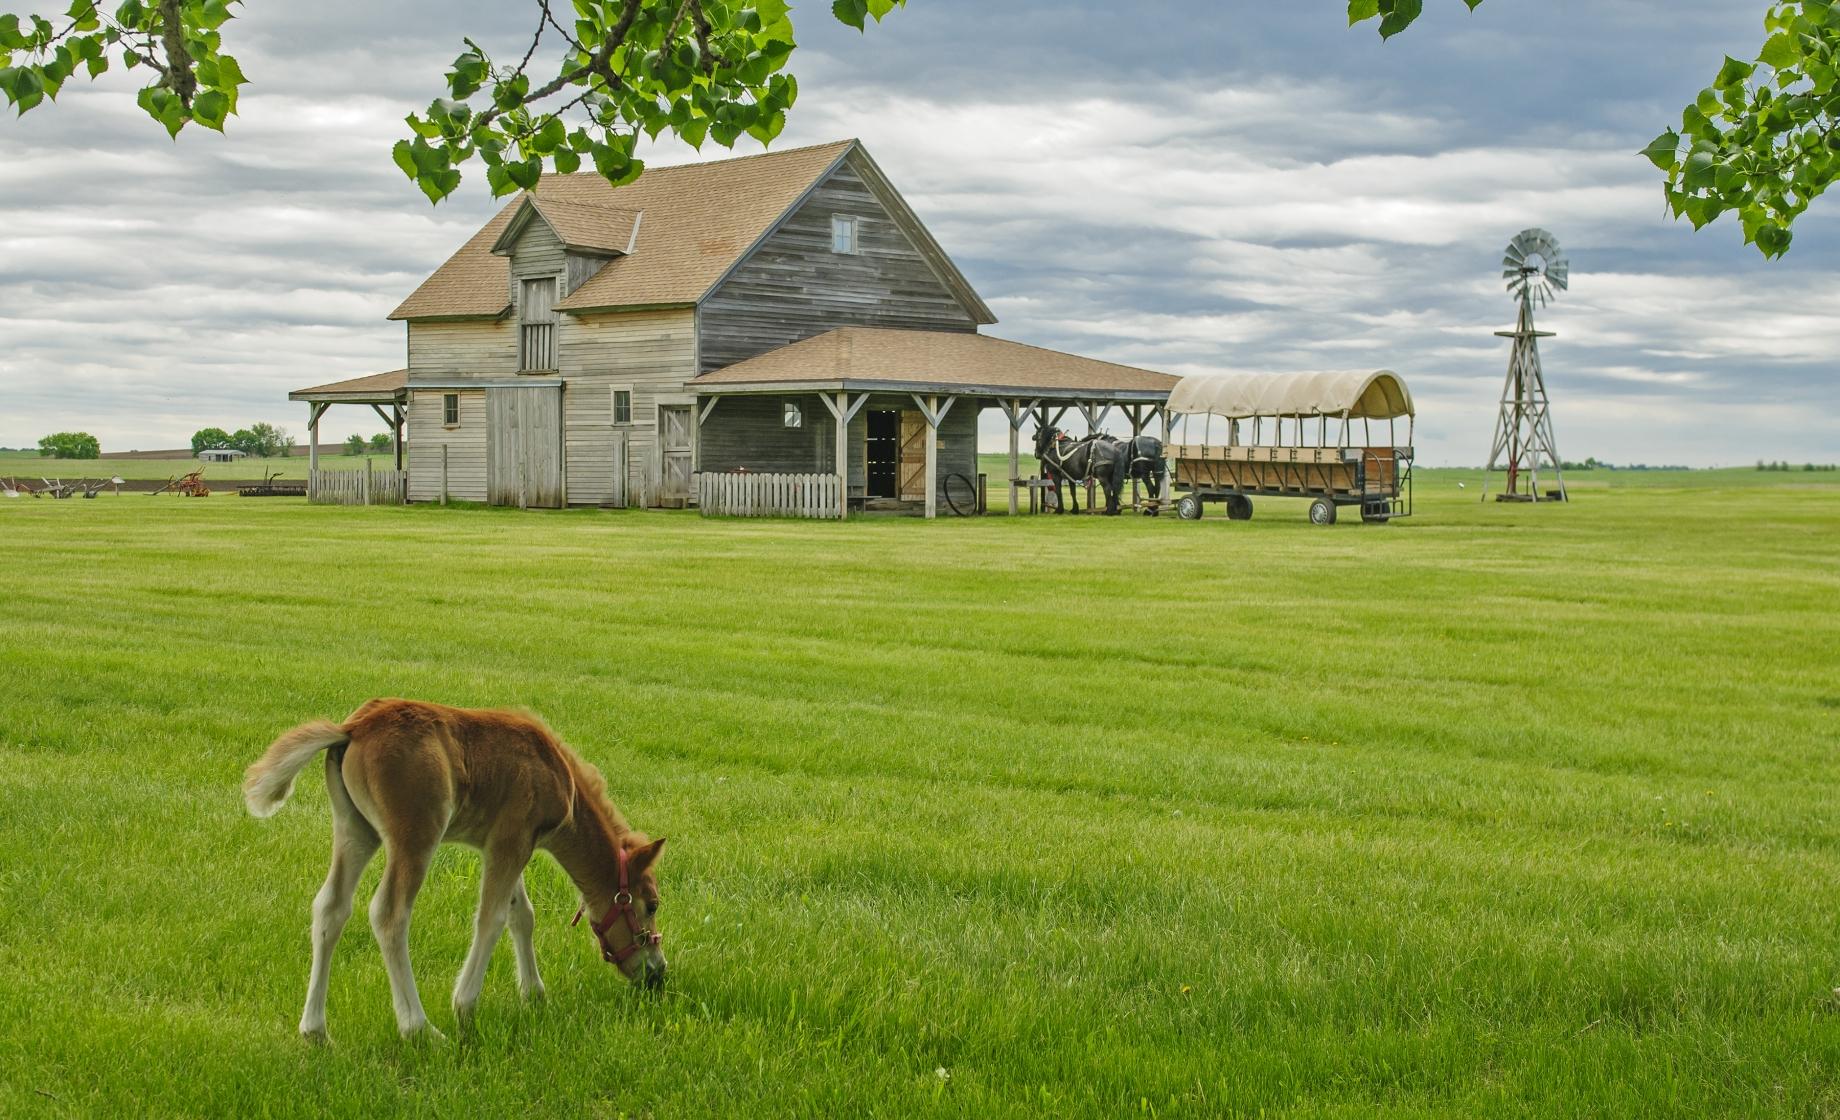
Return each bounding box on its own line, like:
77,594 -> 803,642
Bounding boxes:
1486,228 -> 1569,502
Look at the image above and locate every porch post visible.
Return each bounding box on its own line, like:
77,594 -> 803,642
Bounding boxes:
1127,404 -> 1143,506
834,391 -> 849,521
1006,398 -> 1021,516
1159,405 -> 1173,504
924,394 -> 939,520
306,402 -> 325,501
392,404 -> 404,472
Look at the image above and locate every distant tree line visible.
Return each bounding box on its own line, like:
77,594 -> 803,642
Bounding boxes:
37,432 -> 100,458
191,424 -> 293,458
343,433 -> 395,456
1757,460 -> 1836,472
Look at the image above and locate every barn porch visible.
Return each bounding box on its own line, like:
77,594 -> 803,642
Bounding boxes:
288,369 -> 409,504
689,328 -> 1178,519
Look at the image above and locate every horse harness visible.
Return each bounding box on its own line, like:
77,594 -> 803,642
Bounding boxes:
570,843 -> 661,966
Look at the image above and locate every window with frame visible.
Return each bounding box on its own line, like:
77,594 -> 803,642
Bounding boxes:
783,401 -> 803,429
830,214 -> 859,255
519,277 -> 558,371
442,393 -> 459,426
612,388 -> 632,424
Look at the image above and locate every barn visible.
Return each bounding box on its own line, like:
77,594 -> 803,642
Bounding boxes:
293,139 -> 1175,516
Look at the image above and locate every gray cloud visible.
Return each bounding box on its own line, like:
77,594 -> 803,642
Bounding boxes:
0,0 -> 1834,463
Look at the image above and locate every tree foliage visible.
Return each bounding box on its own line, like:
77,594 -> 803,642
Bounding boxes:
0,0 -> 903,201
225,422 -> 288,457
38,431 -> 100,458
1351,0 -> 1840,258
190,426 -> 231,454
0,1 -> 246,135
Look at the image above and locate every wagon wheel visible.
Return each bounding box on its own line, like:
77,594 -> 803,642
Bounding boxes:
1175,494 -> 1203,520
1309,498 -> 1338,526
1225,495 -> 1253,521
941,472 -> 977,517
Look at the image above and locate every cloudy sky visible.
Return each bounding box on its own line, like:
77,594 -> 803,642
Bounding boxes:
2,0 -> 1834,464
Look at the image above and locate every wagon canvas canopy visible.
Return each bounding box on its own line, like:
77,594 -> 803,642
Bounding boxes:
1167,370 -> 1414,420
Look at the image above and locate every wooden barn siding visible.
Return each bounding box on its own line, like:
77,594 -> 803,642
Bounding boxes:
695,161 -> 980,374
509,220 -> 567,300
406,389 -> 488,502
558,308 -> 697,506
700,392 -> 979,495
407,320 -> 517,376
566,251 -> 613,298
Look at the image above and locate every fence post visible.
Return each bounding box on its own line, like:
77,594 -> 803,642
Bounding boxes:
363,458 -> 372,506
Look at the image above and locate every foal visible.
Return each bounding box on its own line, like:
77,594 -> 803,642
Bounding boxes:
243,698 -> 666,1041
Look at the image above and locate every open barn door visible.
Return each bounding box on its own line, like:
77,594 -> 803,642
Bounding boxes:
898,410 -> 927,501
487,386 -> 563,509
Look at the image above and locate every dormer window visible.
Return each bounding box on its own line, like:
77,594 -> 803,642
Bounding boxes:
519,277 -> 558,371
831,215 -> 859,255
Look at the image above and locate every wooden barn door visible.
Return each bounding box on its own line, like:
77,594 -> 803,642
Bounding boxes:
658,405 -> 693,508
487,386 -> 563,509
897,410 -> 927,501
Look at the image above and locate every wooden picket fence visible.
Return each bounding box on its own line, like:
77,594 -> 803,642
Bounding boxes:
695,472 -> 840,520
309,465 -> 407,506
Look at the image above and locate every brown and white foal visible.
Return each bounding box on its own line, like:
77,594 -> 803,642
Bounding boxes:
244,699 -> 666,1041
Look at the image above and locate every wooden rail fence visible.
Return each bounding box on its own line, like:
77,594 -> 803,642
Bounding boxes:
695,472 -> 840,520
309,465 -> 407,506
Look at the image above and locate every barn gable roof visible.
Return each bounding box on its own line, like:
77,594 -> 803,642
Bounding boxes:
387,139 -> 991,323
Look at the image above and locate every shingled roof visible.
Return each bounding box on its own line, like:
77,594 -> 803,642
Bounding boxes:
391,139 -> 982,322
693,328 -> 1177,400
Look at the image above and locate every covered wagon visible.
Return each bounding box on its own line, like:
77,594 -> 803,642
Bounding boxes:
1164,370 -> 1415,525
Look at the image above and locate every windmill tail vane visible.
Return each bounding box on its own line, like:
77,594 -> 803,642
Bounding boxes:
1486,229 -> 1569,503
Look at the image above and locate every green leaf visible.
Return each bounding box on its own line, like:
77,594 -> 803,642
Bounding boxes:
1759,31 -> 1799,70
192,88 -> 228,131
1378,0 -> 1424,39
1640,129 -> 1680,171
1715,55 -> 1756,89
831,0 -> 868,31
1347,0 -> 1380,24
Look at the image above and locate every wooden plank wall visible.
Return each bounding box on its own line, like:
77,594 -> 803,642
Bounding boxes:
696,158 -> 980,373
558,308 -> 697,507
406,390 -> 488,502
407,320 -> 517,375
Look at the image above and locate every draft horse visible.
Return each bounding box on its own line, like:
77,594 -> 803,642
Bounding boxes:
1033,426 -> 1130,515
243,698 -> 667,1042
1113,434 -> 1169,514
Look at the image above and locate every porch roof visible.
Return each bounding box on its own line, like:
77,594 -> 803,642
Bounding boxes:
691,328 -> 1177,402
288,369 -> 409,404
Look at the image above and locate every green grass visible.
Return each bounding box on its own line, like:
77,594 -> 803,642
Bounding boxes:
0,450 -> 373,482
1,472 -> 1837,1117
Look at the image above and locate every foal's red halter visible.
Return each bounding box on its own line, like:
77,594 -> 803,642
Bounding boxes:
571,845 -> 661,966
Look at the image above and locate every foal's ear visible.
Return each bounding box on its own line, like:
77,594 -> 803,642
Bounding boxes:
630,836 -> 666,874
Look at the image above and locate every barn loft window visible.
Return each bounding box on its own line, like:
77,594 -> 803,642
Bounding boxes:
612,388 -> 632,424
442,393 -> 459,426
830,215 -> 859,255
519,277 -> 558,371
783,401 -> 803,429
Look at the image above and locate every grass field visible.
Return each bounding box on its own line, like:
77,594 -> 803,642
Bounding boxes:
2,471 -> 1837,1117
0,450 -> 373,482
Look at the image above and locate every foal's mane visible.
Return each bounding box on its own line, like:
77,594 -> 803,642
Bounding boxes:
547,730 -> 632,840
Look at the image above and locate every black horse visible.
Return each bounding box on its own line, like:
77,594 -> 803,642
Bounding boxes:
1112,434 -> 1168,514
1033,427 -> 1129,515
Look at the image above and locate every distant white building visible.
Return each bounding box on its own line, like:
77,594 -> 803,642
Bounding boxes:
199,448 -> 247,462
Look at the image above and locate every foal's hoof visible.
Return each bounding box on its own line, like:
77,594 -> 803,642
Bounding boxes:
300,1026 -> 331,1047
402,1022 -> 447,1044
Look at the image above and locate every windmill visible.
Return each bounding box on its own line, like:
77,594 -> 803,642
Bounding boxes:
1486,228 -> 1569,502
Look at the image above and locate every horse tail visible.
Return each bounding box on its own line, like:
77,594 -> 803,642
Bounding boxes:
243,719 -> 351,818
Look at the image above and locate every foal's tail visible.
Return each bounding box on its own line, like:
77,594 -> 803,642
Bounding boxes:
243,719 -> 351,818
